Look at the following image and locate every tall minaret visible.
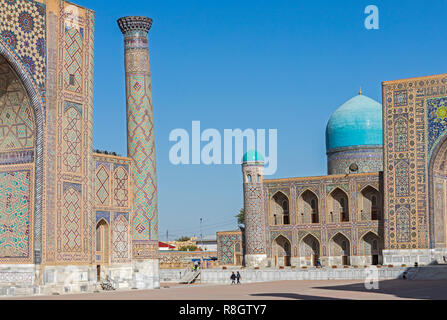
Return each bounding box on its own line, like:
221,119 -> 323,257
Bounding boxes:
118,16 -> 159,289
242,150 -> 268,268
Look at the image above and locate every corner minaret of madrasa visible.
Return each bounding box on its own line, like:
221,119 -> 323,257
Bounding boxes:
242,150 -> 268,268
117,16 -> 159,289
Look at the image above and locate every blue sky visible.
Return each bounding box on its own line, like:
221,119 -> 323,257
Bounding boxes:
75,0 -> 446,240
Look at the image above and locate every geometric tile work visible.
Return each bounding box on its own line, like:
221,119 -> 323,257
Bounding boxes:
217,231 -> 242,265
95,211 -> 110,224
327,147 -> 384,175
0,168 -> 33,262
112,165 -> 128,208
427,97 -> 447,158
127,71 -> 158,242
394,114 -> 409,152
383,74 -> 447,250
394,159 -> 410,197
118,17 -> 159,259
62,183 -> 82,253
62,105 -> 82,173
95,164 -> 110,206
52,2 -> 95,264
0,0 -> 46,99
64,24 -> 83,93
396,205 -> 411,243
112,212 -> 130,263
93,154 -> 133,263
0,57 -> 35,154
244,183 -> 266,255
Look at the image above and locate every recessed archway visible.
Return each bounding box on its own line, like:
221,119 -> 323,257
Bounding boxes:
429,134 -> 447,249
298,190 -> 319,224
96,219 -> 110,266
0,40 -> 45,264
359,232 -> 381,265
300,234 -> 320,266
359,186 -> 381,221
330,233 -> 351,266
327,188 -> 349,223
272,235 -> 291,267
270,191 -> 290,226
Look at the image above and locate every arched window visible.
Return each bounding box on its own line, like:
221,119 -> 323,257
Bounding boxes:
270,192 -> 290,225
257,175 -> 260,183
300,190 -> 319,224
328,188 -> 350,222
360,186 -> 380,221
235,242 -> 241,253
247,175 -> 252,183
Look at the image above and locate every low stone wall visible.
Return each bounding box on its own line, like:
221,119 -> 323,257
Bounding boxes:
159,251 -> 218,270
160,267 -> 407,284
201,267 -> 407,284
160,269 -> 187,282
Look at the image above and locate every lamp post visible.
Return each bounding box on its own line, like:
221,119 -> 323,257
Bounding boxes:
200,218 -> 203,271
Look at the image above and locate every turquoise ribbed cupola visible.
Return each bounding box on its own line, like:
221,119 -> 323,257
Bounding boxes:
243,150 -> 264,163
326,92 -> 383,151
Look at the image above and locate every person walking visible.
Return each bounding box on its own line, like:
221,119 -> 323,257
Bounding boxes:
236,271 -> 241,285
230,272 -> 236,285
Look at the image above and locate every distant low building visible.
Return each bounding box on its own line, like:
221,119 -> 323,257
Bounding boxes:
159,241 -> 176,251
197,235 -> 218,252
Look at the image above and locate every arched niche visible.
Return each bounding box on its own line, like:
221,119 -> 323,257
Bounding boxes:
298,190 -> 319,224
270,191 -> 290,226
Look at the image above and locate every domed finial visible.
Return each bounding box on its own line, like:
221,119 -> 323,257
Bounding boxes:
359,87 -> 363,95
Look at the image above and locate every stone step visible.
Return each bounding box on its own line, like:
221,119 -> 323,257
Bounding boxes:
404,265 -> 447,280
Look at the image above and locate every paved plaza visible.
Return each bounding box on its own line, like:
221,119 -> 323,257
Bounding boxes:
6,279 -> 447,300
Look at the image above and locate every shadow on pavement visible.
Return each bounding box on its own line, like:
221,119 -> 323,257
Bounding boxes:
313,279 -> 447,300
250,293 -> 344,300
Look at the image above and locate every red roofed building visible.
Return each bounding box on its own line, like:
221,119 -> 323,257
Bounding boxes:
159,241 -> 176,251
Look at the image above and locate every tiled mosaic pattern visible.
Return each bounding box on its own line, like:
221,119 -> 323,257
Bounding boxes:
383,74 -> 447,250
217,231 -> 242,265
0,168 -> 33,262
118,17 -> 159,258
0,0 -> 46,99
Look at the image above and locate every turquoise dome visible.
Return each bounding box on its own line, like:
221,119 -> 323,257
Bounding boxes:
243,150 -> 264,163
326,94 -> 383,151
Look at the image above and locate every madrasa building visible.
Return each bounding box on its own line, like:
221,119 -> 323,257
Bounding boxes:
0,0 -> 160,294
241,77 -> 447,269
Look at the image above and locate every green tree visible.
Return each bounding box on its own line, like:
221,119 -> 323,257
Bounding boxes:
179,245 -> 198,252
236,208 -> 245,226
176,236 -> 190,242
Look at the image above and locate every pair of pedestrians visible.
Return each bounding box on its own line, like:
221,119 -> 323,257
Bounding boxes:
230,271 -> 241,285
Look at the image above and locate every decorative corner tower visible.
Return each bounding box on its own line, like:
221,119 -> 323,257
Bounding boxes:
117,16 -> 159,289
242,150 -> 268,268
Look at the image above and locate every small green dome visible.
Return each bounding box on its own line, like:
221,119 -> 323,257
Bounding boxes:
243,150 -> 264,163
